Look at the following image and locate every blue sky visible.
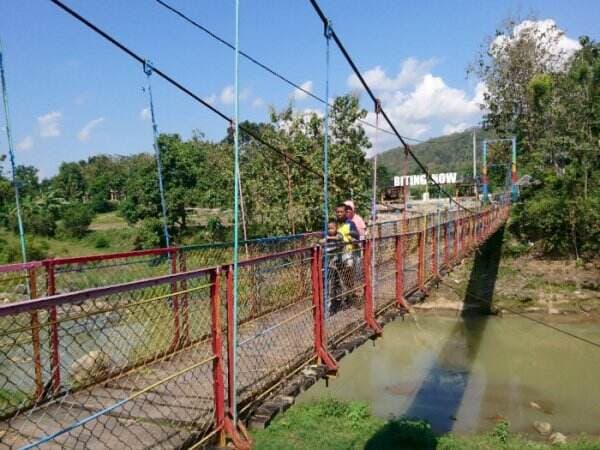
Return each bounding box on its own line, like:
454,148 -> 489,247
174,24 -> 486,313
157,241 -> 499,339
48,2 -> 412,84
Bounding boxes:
1,0 -> 598,178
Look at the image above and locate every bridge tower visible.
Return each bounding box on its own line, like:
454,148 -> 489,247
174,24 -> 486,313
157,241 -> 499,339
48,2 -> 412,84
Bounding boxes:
482,137 -> 518,204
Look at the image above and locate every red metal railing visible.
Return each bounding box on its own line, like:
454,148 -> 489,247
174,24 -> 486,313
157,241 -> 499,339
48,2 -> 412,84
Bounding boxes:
0,233 -> 322,305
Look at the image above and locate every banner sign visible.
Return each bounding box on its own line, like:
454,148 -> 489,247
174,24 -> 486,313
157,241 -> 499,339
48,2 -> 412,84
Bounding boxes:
394,172 -> 458,187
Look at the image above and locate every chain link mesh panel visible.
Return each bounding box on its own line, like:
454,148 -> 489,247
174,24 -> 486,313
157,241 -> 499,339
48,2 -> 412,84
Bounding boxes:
373,236 -> 396,311
234,249 -> 315,405
48,250 -> 175,296
403,233 -> 420,293
324,242 -> 366,344
0,264 -> 45,305
0,268 -> 220,448
181,233 -> 321,273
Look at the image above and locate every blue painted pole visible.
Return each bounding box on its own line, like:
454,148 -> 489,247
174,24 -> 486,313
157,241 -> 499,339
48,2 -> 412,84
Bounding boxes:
482,140 -> 489,204
0,38 -> 27,264
322,21 -> 332,320
511,136 -> 518,202
370,100 -> 381,313
143,61 -> 170,248
232,0 -> 241,423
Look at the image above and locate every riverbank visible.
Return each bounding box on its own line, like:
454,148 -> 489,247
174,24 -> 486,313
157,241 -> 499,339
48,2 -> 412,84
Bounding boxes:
252,398 -> 600,449
415,252 -> 600,319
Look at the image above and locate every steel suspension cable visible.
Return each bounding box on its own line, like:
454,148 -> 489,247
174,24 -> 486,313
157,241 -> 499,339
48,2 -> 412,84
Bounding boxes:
322,21 -> 332,320
403,147 -> 409,219
0,38 -> 27,264
48,0 -> 367,204
232,0 -> 241,424
370,100 -> 381,315
156,0 -> 479,149
308,0 -> 472,213
440,280 -> 600,349
143,61 -> 171,248
154,0 -> 408,142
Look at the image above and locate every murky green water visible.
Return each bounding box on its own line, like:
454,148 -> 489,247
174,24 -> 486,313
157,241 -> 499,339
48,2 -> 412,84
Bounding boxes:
299,313 -> 600,436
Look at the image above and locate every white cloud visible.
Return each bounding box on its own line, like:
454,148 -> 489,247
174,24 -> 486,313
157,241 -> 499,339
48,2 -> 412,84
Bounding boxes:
78,117 -> 105,142
290,80 -> 314,101
38,111 -> 62,137
220,86 -> 235,104
491,19 -> 580,70
204,94 -> 217,105
140,108 -> 151,121
219,85 -> 250,105
300,108 -> 324,119
252,97 -> 265,108
395,74 -> 480,121
16,136 -> 34,152
348,58 -> 437,92
349,58 -> 483,155
443,123 -> 469,135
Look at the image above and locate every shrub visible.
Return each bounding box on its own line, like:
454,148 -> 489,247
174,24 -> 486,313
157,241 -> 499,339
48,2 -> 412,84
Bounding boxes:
90,194 -> 113,214
492,420 -> 510,444
206,216 -> 226,242
0,236 -> 49,264
133,218 -> 165,250
62,204 -> 94,238
94,236 -> 110,249
9,211 -> 56,237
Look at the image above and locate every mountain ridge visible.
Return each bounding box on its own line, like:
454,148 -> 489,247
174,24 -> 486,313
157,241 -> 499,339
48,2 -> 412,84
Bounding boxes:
376,127 -> 498,178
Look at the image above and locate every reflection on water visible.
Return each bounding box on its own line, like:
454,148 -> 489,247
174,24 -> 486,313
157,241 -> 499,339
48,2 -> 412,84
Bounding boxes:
299,313 -> 600,436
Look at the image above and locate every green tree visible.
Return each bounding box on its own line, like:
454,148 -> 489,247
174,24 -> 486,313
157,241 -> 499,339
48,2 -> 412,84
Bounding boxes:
61,204 -> 94,238
475,21 -> 599,257
330,95 -> 372,217
53,161 -> 86,201
15,165 -> 39,199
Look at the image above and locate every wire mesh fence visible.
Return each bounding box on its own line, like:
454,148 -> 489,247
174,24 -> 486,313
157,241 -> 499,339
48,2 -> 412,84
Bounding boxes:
373,236 -> 397,311
234,248 -> 315,405
0,267 -> 221,448
0,263 -> 45,305
0,233 -> 321,306
324,242 -> 367,344
47,249 -> 177,296
180,232 -> 321,272
0,204 -> 510,448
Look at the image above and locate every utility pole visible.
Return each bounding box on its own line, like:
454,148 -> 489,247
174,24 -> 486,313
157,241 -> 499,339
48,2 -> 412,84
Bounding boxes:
472,129 -> 477,199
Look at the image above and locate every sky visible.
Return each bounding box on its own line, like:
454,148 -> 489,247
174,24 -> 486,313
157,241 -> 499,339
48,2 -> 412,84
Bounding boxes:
0,0 -> 598,179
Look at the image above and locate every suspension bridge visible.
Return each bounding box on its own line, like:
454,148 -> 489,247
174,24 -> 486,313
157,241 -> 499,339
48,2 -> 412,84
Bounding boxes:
0,1 -> 519,449
0,204 -> 510,448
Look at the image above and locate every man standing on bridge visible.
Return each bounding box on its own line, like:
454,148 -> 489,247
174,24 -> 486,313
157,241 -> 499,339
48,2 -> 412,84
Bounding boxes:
336,203 -> 360,245
332,204 -> 361,311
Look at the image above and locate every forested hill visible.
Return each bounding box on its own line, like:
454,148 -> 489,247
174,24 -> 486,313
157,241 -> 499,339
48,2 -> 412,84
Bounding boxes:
377,127 -> 497,177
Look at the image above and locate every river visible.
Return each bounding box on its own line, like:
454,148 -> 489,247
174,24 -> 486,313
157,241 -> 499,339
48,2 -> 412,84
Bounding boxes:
299,312 -> 600,437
